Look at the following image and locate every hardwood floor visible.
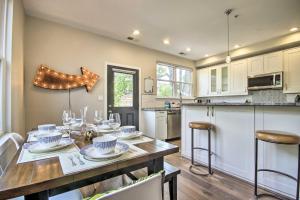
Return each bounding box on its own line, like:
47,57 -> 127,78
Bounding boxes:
81,139 -> 290,200
164,140 -> 289,200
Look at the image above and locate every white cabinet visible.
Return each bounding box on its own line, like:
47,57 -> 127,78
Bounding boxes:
247,55 -> 264,76
283,47 -> 300,93
264,51 -> 283,73
208,64 -> 229,96
197,68 -> 209,97
141,111 -> 167,140
230,59 -> 248,95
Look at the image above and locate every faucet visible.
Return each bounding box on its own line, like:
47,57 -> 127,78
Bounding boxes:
179,91 -> 183,106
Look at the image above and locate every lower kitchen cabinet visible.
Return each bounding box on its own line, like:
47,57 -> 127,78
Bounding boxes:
141,110 -> 167,140
181,105 -> 300,198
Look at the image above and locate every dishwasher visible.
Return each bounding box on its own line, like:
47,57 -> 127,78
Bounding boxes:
167,110 -> 181,139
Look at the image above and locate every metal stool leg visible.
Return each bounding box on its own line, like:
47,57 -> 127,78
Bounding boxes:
208,128 -> 212,175
191,128 -> 194,165
254,138 -> 258,196
296,144 -> 300,200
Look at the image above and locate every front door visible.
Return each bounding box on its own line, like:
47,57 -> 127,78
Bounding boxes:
107,65 -> 139,129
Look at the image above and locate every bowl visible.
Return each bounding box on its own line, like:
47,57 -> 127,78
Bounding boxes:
38,124 -> 56,134
120,126 -> 136,133
92,135 -> 117,154
36,132 -> 63,148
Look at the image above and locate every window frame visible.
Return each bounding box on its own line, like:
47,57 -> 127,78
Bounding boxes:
156,62 -> 193,99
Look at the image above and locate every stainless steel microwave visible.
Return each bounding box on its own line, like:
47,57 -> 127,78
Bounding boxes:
248,72 -> 283,90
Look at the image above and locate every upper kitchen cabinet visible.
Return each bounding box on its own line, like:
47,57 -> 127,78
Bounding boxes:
264,51 -> 283,73
197,68 -> 209,97
247,55 -> 264,76
283,47 -> 300,93
209,64 -> 229,96
248,51 -> 283,76
230,59 -> 248,95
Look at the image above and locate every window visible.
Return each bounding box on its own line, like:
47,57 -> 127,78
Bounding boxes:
0,0 -> 7,134
156,62 -> 193,98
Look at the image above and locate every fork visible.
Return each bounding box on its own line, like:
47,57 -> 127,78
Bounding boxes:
68,155 -> 77,166
74,154 -> 85,165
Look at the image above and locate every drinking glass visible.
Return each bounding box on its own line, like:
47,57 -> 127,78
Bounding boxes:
62,110 -> 72,138
108,113 -> 121,130
94,110 -> 103,125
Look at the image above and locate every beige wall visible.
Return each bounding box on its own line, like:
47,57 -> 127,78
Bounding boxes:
196,32 -> 300,67
24,16 -> 195,131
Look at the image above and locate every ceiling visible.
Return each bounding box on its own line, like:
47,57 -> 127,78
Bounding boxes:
23,0 -> 300,60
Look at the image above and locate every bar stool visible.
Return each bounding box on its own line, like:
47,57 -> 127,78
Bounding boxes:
255,130 -> 300,199
189,121 -> 214,175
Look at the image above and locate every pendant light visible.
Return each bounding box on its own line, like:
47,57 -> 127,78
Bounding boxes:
225,9 -> 233,64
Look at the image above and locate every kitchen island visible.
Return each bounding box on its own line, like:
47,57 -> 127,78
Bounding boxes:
181,103 -> 300,198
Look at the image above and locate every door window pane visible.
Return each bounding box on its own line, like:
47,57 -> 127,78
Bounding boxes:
114,72 -> 133,107
157,63 -> 174,81
221,66 -> 228,92
157,81 -> 173,97
210,69 -> 217,93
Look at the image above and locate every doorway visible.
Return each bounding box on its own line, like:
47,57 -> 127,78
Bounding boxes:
107,65 -> 139,129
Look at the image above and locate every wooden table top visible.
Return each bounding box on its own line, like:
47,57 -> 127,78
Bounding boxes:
0,136 -> 179,199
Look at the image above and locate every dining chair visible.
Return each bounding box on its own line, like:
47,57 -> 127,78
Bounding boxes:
0,133 -> 83,200
87,172 -> 164,200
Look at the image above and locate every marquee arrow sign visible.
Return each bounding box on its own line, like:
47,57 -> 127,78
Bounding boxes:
33,65 -> 100,92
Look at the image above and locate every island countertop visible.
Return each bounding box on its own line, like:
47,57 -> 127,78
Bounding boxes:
181,102 -> 300,106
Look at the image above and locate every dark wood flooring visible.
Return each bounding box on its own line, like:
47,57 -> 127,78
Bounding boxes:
81,140 -> 290,200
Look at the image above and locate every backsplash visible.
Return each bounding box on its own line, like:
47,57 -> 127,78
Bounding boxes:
198,90 -> 299,104
141,94 -> 194,108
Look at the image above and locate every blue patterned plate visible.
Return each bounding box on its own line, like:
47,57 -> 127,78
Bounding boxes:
117,131 -> 143,140
80,142 -> 129,160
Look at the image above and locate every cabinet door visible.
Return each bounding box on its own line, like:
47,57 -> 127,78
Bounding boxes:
197,68 -> 209,97
213,106 -> 255,180
209,67 -> 218,96
247,55 -> 264,76
264,51 -> 283,73
283,47 -> 300,93
230,60 -> 248,95
155,111 -> 167,140
220,65 -> 229,95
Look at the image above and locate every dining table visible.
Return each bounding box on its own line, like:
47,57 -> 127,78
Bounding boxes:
0,134 -> 179,200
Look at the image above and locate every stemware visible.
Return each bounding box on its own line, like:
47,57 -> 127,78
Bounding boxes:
62,110 -> 72,138
108,113 -> 121,130
94,110 -> 103,125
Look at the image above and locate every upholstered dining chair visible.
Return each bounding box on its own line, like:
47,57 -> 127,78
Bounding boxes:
86,172 -> 164,200
0,133 -> 83,200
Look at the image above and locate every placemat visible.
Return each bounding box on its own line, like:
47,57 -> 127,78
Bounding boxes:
59,144 -> 148,175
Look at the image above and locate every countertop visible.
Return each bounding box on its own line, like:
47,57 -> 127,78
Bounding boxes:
142,107 -> 181,111
181,102 -> 300,106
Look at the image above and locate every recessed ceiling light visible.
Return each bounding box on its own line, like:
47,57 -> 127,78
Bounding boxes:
205,54 -> 209,57
186,47 -> 191,52
133,30 -> 140,36
290,27 -> 299,32
234,44 -> 240,49
163,39 -> 170,45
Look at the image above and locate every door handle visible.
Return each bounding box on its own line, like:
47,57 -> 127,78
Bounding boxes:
207,106 -> 209,116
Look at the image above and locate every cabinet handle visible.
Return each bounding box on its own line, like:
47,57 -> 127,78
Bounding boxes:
285,83 -> 287,90
211,106 -> 214,117
207,106 -> 209,116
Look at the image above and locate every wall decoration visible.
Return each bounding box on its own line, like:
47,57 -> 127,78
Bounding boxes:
33,65 -> 100,92
144,76 -> 154,94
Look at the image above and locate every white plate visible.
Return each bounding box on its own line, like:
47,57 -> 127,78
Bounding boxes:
26,138 -> 74,153
80,142 -> 129,160
117,131 -> 143,140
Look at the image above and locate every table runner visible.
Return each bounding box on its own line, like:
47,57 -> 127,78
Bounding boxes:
59,144 -> 148,175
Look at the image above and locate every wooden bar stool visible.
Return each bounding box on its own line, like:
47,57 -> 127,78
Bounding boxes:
255,130 -> 300,199
189,121 -> 214,175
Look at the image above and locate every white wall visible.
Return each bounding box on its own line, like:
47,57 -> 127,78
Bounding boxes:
24,16 -> 195,131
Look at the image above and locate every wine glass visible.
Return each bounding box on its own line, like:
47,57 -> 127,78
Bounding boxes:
108,113 -> 121,130
94,110 -> 103,125
62,110 -> 72,139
